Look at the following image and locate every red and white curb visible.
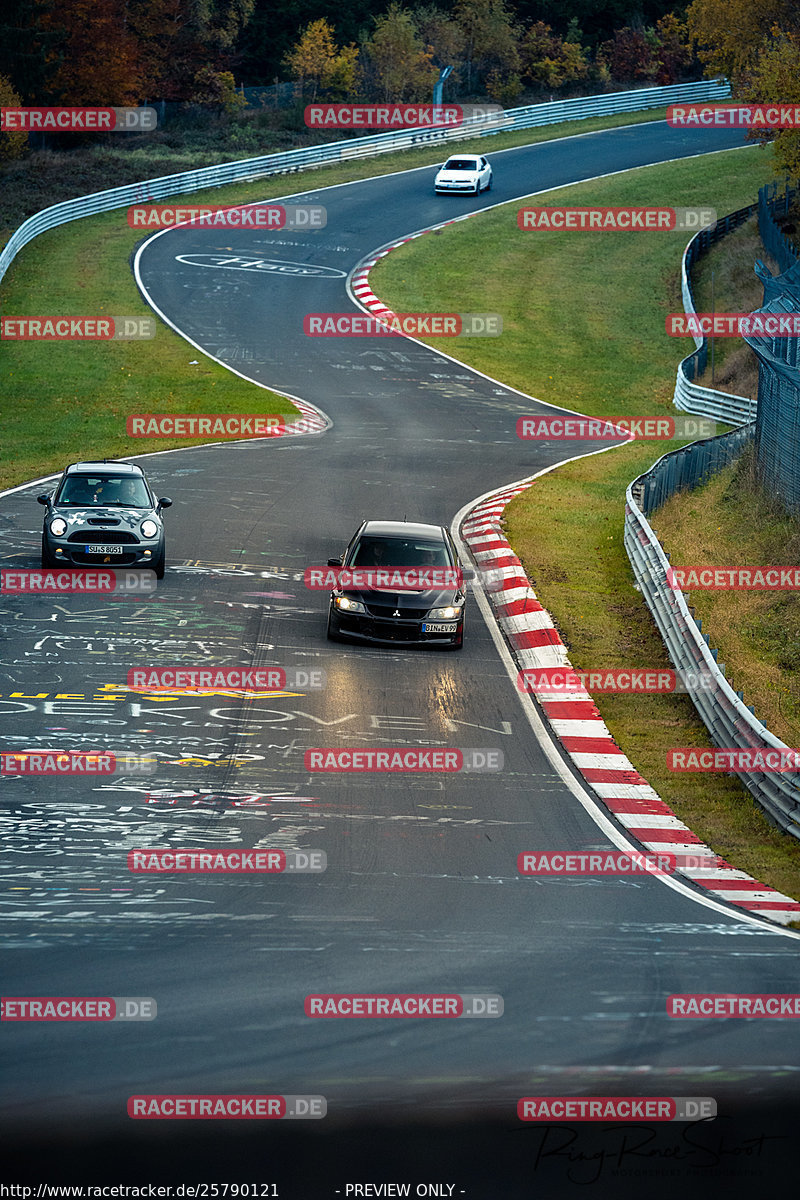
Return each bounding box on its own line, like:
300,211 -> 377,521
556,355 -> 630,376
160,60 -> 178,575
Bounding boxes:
350,223 -> 460,324
282,397 -> 327,436
462,489 -> 800,926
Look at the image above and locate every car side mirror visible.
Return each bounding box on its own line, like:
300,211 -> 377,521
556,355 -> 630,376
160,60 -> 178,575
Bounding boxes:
327,556 -> 343,566
37,493 -> 51,506
157,497 -> 173,510
461,567 -> 476,581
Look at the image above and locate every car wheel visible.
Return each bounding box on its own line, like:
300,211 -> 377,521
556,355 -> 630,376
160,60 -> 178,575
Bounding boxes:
486,174 -> 493,191
474,181 -> 480,194
152,544 -> 166,580
41,537 -> 58,568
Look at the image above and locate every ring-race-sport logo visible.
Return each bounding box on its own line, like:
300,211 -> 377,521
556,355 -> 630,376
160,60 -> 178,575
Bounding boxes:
174,254 -> 347,278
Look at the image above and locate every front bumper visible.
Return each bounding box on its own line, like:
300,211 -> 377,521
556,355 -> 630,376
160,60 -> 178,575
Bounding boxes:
329,609 -> 462,645
44,537 -> 163,568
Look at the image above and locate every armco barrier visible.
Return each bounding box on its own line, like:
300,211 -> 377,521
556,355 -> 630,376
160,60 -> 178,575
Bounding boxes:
625,425 -> 800,841
0,78 -> 730,291
673,205 -> 756,425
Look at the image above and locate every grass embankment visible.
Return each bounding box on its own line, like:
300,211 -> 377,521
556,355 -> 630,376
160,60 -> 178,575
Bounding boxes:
1,108 -> 672,491
369,143 -> 800,902
691,213 -> 780,398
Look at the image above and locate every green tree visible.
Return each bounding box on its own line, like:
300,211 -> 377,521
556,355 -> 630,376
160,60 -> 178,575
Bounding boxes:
361,4 -> 437,102
454,0 -> 520,94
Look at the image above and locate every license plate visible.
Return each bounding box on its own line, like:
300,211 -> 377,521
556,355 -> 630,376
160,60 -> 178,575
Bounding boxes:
85,544 -> 124,554
422,622 -> 457,633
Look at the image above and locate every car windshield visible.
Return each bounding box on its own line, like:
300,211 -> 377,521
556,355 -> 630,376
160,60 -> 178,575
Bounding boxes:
351,537 -> 451,568
444,159 -> 478,171
56,475 -> 151,508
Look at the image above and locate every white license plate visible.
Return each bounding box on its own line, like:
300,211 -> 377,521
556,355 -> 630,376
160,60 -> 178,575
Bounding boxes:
422,622 -> 457,633
86,544 -> 124,554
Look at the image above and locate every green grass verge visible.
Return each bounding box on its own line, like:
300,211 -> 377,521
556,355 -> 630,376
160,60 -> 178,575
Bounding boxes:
1,108 -> 674,491
369,142 -> 800,903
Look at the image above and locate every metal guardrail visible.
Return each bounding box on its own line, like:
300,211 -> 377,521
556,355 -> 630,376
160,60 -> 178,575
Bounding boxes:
673,205 -> 756,425
0,77 -> 731,290
625,424 -> 800,840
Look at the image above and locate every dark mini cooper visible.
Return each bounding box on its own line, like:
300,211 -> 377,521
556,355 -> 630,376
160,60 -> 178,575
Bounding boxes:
326,520 -> 467,649
38,461 -> 172,578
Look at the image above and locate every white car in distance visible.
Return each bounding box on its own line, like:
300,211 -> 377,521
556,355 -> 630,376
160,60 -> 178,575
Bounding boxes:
434,155 -> 493,195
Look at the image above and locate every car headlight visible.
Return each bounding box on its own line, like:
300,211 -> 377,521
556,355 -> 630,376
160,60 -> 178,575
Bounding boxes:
428,604 -> 464,620
49,518 -> 67,537
334,596 -> 366,613
140,520 -> 158,539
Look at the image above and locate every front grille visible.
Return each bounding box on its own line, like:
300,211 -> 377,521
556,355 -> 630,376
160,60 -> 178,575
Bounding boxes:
68,530 -> 138,544
87,518 -> 121,526
366,603 -> 428,619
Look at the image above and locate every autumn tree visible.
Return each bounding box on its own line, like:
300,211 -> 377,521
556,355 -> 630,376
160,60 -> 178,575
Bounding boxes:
744,29 -> 800,183
128,0 -> 256,103
361,4 -> 438,102
284,18 -> 358,101
520,20 -> 588,89
600,25 -> 657,83
686,0 -> 796,86
0,74 -> 28,160
653,12 -> 692,85
42,0 -> 144,105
